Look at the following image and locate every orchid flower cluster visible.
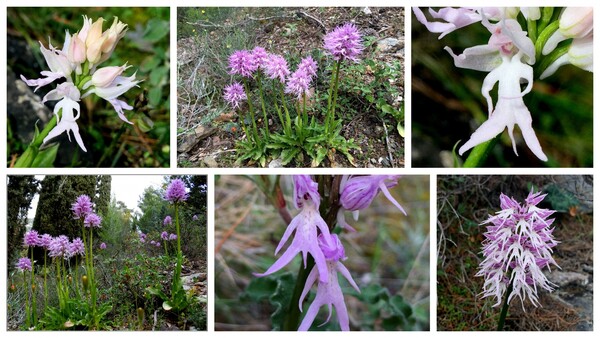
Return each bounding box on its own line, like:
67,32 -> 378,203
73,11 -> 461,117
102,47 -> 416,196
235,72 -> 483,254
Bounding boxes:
414,7 -> 593,163
255,175 -> 406,330
476,190 -> 559,313
19,15 -> 139,161
223,23 -> 363,166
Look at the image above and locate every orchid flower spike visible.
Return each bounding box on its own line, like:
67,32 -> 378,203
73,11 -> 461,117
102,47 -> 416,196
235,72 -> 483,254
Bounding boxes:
476,190 -> 559,309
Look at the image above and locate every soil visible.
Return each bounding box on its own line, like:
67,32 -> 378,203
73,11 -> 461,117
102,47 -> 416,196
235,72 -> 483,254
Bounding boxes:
177,7 -> 405,168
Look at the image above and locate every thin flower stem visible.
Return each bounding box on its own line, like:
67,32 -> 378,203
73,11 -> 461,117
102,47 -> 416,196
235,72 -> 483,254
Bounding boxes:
497,278 -> 514,331
283,256 -> 315,331
14,112 -> 60,168
279,83 -> 292,134
325,60 -> 339,135
537,7 -> 555,34
43,251 -> 48,310
23,271 -> 30,328
272,80 -> 287,135
329,61 -> 342,132
242,79 -> 260,142
257,73 -> 270,138
29,248 -> 37,325
527,19 -> 537,44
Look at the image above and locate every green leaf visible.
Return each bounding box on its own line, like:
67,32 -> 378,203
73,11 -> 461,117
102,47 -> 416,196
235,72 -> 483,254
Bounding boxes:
244,276 -> 279,302
268,273 -> 295,331
281,147 -> 301,165
137,115 -> 155,133
148,86 -> 163,107
150,66 -> 169,86
31,143 -> 58,167
143,19 -> 169,43
397,122 -> 405,138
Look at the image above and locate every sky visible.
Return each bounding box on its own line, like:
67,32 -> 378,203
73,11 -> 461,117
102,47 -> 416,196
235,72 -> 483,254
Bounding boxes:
28,175 -> 166,222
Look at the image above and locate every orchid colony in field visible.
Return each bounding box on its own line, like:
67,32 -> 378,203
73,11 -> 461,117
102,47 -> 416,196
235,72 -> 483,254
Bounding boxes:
224,23 -> 365,167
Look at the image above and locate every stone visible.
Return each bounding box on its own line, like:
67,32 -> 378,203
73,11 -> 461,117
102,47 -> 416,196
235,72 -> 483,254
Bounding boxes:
377,37 -> 400,53
268,158 -> 283,168
546,270 -> 589,287
202,156 -> 218,168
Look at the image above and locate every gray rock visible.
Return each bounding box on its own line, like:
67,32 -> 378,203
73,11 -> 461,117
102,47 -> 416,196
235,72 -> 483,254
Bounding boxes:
547,270 -> 589,287
7,68 -> 51,145
377,37 -> 400,53
202,156 -> 218,168
268,158 -> 283,168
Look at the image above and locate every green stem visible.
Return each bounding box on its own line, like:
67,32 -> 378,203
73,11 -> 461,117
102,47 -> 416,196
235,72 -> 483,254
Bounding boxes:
326,61 -> 341,140
43,251 -> 48,310
24,271 -> 30,328
272,80 -> 287,135
325,60 -> 339,134
537,7 -> 555,34
497,279 -> 514,331
527,19 -> 537,44
534,21 -> 559,62
282,256 -> 315,330
257,73 -> 270,138
462,136 -> 499,167
242,79 -> 260,142
29,248 -> 37,325
279,83 -> 292,134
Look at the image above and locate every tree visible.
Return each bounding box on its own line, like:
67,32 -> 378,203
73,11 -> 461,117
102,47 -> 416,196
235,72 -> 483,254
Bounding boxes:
32,176 -> 97,242
7,176 -> 39,271
96,175 -> 112,217
133,186 -> 169,234
98,196 -> 132,251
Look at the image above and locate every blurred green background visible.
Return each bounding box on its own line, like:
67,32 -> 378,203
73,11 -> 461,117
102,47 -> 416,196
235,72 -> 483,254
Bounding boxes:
214,175 -> 430,330
411,8 -> 593,167
7,7 -> 170,167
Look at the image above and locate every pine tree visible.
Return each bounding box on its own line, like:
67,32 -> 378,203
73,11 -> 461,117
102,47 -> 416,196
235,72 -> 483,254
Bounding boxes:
96,175 -> 112,216
7,176 -> 39,271
33,176 -> 97,242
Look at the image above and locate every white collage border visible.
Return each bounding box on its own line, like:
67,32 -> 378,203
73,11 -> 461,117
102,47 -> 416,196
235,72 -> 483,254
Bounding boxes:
1,0 -> 598,336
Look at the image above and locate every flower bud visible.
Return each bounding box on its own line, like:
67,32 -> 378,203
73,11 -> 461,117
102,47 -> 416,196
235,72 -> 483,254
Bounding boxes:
137,307 -> 145,325
68,275 -> 73,283
92,64 -> 129,87
68,33 -> 86,64
101,17 -> 128,54
85,18 -> 105,47
10,284 -> 16,293
559,7 -> 593,38
87,38 -> 106,64
82,275 -> 89,289
31,284 -> 36,291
